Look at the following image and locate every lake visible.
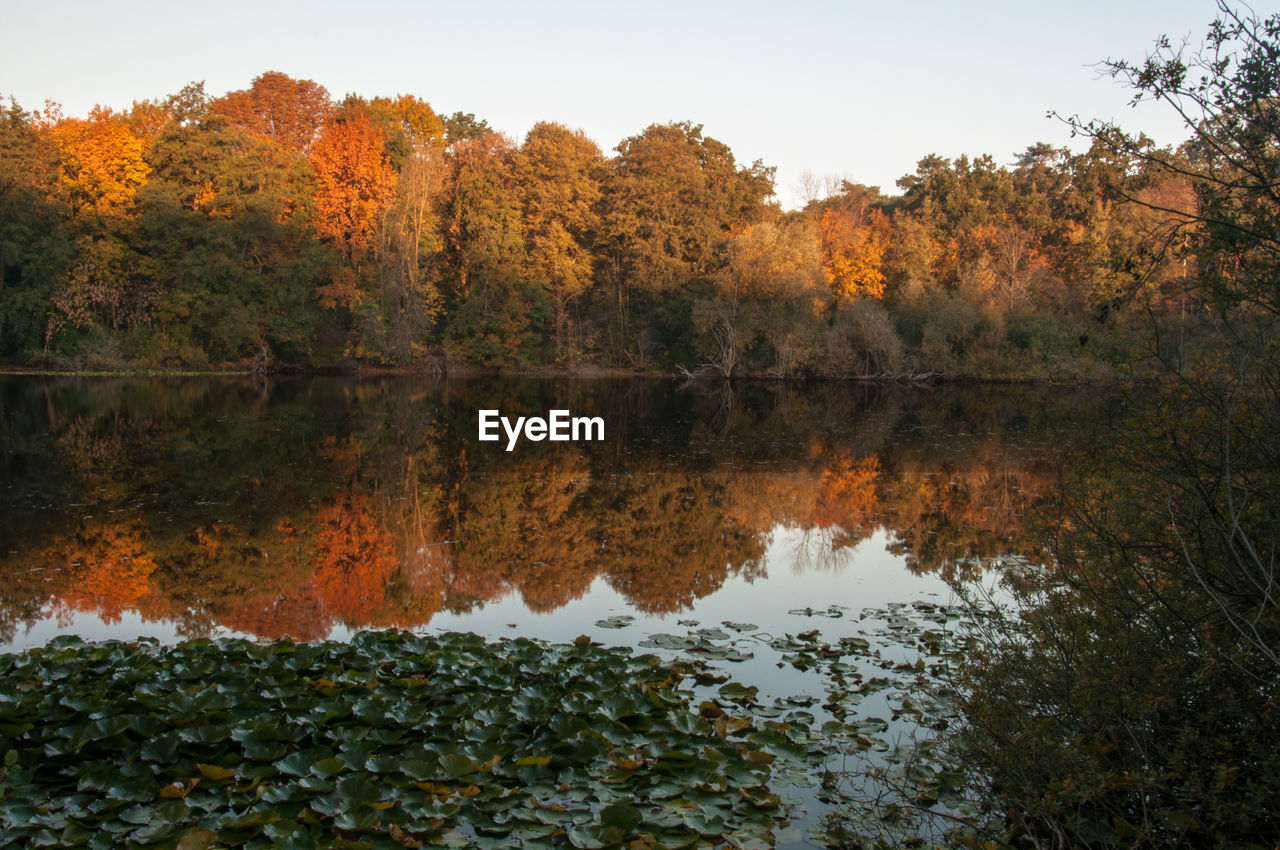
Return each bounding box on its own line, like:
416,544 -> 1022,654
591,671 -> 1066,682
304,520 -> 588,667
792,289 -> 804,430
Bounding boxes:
0,375 -> 1116,846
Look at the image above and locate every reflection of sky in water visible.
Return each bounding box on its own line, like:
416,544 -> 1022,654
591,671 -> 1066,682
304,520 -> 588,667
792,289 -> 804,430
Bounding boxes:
435,526 -> 952,637
7,610 -> 184,651
4,527 -> 956,659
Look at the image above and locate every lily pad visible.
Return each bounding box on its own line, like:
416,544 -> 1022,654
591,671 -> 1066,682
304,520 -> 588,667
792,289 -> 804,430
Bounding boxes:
0,631 -> 786,849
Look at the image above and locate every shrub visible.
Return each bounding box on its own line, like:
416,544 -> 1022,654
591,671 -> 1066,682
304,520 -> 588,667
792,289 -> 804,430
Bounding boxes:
821,298 -> 904,377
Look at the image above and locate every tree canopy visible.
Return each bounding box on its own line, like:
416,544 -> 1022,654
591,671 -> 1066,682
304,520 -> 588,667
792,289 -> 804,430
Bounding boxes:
0,66 -> 1222,378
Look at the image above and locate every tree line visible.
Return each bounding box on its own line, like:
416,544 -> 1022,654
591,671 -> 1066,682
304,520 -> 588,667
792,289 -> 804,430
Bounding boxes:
0,71 -> 1200,377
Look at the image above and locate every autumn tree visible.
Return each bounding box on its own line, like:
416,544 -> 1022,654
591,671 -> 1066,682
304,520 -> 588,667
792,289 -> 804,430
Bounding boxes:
35,105 -> 155,352
880,210 -> 938,303
357,94 -> 446,168
0,73 -> 1204,375
210,71 -> 332,152
363,143 -> 448,363
512,122 -> 602,361
806,182 -> 890,298
895,154 -> 1020,298
818,206 -> 891,300
38,105 -> 149,222
126,81 -> 210,142
137,116 -> 324,365
601,122 -> 714,298
442,134 -> 523,287
322,94 -> 450,362
695,216 -> 827,376
309,111 -> 396,309
987,219 -> 1056,312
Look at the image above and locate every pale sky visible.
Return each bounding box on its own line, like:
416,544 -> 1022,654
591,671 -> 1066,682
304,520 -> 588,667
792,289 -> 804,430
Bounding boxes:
3,0 -> 1236,207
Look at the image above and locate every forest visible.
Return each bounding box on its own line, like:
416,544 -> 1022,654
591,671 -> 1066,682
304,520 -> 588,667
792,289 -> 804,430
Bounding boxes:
0,69 -> 1199,378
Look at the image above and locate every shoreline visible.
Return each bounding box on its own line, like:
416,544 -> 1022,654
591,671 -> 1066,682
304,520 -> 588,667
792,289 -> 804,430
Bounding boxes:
0,364 -> 1140,386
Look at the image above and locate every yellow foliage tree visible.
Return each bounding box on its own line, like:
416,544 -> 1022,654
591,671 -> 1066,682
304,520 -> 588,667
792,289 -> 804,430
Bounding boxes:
819,207 -> 890,300
365,94 -> 446,158
39,105 -> 149,222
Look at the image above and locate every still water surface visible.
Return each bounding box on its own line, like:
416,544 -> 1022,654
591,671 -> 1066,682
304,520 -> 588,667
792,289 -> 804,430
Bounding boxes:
0,376 -> 1108,651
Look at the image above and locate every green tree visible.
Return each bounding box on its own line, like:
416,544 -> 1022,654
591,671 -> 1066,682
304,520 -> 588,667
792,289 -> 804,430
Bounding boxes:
442,111 -> 491,144
597,121 -> 774,363
0,99 -> 70,359
441,133 -> 544,367
136,117 -> 325,366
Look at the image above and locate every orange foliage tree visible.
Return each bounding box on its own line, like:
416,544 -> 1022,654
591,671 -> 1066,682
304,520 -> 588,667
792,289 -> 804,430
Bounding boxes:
210,71 -> 332,152
819,207 -> 890,300
37,106 -> 156,346
309,113 -> 397,307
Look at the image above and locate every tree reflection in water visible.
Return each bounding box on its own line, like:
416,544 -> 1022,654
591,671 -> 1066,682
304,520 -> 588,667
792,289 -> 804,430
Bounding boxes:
0,376 -> 1105,646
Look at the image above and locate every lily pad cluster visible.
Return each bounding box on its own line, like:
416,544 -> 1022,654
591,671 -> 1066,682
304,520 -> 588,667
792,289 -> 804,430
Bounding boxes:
767,601 -> 994,848
0,631 -> 799,849
637,634 -> 753,663
587,601 -> 995,847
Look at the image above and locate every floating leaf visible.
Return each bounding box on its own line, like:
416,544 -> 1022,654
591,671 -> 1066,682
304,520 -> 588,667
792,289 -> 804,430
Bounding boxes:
513,755 -> 551,767
439,753 -> 479,777
195,764 -> 236,782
